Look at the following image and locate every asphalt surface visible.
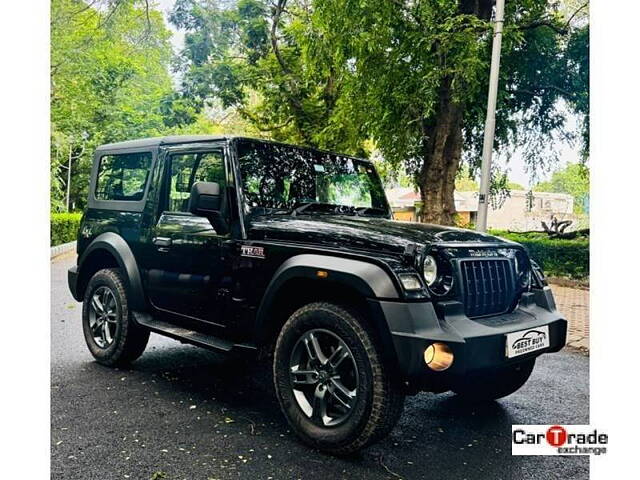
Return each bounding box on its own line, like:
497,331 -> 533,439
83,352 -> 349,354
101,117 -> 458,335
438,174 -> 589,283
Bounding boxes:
51,253 -> 590,480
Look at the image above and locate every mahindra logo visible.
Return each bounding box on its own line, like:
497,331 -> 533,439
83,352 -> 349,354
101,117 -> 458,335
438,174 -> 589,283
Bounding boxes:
468,249 -> 498,257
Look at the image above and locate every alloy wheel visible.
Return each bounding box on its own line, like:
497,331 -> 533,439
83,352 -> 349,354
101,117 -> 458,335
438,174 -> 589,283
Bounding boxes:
289,328 -> 359,427
88,286 -> 118,348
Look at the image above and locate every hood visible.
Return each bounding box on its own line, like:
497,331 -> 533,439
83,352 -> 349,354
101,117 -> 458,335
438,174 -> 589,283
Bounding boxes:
247,215 -> 513,255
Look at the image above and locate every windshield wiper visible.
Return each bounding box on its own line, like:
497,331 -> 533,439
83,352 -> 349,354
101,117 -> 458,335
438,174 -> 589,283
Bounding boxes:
291,202 -> 336,216
291,202 -> 359,216
354,207 -> 388,217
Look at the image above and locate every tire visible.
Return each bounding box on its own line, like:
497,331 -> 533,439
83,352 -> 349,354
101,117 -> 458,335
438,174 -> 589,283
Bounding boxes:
453,359 -> 535,402
273,302 -> 405,455
82,268 -> 149,367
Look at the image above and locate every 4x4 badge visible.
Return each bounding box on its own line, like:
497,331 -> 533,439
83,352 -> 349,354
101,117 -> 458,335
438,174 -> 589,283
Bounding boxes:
241,245 -> 265,259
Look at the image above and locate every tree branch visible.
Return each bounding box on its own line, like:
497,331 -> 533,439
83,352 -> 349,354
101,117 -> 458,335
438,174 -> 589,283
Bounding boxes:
508,84 -> 575,99
517,3 -> 588,36
270,0 -> 291,75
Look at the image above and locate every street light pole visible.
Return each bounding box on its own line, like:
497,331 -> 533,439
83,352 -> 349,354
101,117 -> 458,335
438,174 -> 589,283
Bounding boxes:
476,0 -> 505,232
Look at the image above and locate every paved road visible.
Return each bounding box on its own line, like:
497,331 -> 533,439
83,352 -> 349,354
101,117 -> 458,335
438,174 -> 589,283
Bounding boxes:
51,254 -> 589,480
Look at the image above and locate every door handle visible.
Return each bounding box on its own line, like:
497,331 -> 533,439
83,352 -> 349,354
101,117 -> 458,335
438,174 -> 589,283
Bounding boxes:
153,237 -> 172,248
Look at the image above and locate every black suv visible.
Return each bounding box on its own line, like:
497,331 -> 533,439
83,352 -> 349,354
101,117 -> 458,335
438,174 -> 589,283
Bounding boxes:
68,135 -> 566,454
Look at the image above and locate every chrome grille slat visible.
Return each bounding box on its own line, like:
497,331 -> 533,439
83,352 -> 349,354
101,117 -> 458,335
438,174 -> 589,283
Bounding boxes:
459,258 -> 515,318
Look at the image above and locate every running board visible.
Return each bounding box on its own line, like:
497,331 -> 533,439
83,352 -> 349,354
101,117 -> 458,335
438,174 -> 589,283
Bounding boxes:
133,312 -> 256,354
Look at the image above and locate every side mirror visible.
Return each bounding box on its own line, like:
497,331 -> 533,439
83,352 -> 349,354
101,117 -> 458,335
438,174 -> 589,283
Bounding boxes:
188,182 -> 229,234
189,181 -> 221,215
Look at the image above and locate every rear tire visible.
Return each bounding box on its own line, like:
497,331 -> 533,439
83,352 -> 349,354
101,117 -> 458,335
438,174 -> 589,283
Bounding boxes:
453,359 -> 535,402
273,302 -> 405,455
82,268 -> 149,367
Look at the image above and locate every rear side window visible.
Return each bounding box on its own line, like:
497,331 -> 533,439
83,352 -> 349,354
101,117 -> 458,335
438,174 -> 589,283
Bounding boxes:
95,152 -> 152,201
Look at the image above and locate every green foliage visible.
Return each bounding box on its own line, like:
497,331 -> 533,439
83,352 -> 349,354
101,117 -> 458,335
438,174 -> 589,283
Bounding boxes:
310,0 -> 589,174
168,0 -> 587,223
491,230 -> 589,279
170,0 -> 364,155
51,213 -> 83,246
51,0 -> 177,211
507,181 -> 525,190
455,166 -> 479,192
534,162 -> 589,213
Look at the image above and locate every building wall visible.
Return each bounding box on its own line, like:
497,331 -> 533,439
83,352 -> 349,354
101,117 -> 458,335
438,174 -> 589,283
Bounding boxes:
389,191 -> 577,231
393,208 -> 416,222
485,191 -> 575,231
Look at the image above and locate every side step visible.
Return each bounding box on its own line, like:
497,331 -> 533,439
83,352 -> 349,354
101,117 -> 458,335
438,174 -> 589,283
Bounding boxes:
133,312 -> 256,354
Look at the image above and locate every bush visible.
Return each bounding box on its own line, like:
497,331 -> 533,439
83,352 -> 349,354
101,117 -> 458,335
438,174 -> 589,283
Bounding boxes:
489,230 -> 589,280
51,212 -> 82,246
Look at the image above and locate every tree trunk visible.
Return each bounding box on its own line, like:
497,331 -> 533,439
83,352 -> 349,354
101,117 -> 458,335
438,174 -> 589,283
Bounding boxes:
418,78 -> 464,225
417,0 -> 493,226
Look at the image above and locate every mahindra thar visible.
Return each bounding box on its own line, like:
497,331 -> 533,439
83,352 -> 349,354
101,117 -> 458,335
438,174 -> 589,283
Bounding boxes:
68,135 -> 566,454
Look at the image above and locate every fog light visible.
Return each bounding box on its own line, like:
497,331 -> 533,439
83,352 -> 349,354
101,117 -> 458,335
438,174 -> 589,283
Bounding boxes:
424,343 -> 454,371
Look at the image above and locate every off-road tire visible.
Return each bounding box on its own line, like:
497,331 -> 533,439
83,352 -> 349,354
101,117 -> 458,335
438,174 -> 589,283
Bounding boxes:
453,359 -> 535,402
273,302 -> 405,455
82,268 -> 149,366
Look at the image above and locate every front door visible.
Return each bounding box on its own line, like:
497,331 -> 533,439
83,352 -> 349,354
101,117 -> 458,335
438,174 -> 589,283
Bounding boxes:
146,146 -> 233,330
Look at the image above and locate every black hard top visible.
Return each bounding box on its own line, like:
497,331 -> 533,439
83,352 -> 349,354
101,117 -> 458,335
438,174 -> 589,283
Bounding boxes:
95,135 -> 373,164
95,135 -> 230,152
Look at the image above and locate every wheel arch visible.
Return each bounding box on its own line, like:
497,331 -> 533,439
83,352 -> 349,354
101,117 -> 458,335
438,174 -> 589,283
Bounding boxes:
76,232 -> 147,311
254,254 -> 400,367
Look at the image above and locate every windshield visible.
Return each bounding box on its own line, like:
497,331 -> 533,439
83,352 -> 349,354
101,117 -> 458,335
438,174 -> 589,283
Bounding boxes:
236,139 -> 389,216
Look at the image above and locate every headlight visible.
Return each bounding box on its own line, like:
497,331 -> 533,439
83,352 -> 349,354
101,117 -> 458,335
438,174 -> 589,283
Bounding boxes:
422,255 -> 438,286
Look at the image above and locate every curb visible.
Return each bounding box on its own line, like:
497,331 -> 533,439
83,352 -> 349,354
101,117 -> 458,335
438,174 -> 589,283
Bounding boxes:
51,241 -> 77,259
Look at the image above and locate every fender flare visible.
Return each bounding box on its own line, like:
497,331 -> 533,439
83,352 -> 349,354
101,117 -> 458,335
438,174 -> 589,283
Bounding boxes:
254,254 -> 400,344
77,232 -> 147,311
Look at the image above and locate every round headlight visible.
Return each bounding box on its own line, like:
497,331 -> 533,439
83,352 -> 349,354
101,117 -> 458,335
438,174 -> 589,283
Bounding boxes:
422,255 -> 438,286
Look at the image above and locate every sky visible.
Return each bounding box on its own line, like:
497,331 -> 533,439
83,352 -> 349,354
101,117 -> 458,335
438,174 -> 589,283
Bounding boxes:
153,0 -> 580,187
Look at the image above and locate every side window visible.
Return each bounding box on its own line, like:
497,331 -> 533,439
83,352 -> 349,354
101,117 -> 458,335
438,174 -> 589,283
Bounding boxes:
95,152 -> 152,201
168,151 -> 226,212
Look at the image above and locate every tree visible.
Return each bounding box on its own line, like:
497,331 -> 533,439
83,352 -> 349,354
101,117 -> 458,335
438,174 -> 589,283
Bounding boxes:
310,0 -> 589,224
51,0 -> 176,211
169,0 -> 364,155
170,0 -> 588,225
534,162 -> 589,213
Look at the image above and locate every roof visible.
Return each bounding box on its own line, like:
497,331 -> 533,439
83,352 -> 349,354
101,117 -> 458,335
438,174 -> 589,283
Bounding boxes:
96,135 -> 230,151
95,135 -> 374,164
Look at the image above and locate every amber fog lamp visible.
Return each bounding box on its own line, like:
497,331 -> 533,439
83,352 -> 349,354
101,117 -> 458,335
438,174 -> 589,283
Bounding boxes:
424,343 -> 454,371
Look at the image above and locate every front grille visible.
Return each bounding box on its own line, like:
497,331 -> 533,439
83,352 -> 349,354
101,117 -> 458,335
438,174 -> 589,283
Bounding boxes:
459,258 -> 516,318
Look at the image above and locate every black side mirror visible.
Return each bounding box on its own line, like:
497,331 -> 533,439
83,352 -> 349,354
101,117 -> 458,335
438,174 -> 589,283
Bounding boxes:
189,181 -> 221,214
189,182 -> 229,234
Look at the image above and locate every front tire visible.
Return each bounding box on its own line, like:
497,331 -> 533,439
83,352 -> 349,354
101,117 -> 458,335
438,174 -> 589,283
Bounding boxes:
453,359 -> 535,402
273,302 -> 405,455
82,268 -> 149,367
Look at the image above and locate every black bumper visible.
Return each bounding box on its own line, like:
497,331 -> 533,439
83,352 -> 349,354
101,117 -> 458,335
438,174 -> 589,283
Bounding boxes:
68,265 -> 81,301
373,287 -> 567,391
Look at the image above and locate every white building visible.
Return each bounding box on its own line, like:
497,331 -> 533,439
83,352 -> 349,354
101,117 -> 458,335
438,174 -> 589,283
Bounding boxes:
386,187 -> 575,231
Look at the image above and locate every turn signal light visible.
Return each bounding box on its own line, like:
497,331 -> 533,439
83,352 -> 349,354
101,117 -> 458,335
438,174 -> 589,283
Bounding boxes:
424,342 -> 454,371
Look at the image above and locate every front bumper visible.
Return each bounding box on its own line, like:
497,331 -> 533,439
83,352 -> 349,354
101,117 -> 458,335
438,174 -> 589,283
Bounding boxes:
373,286 -> 567,391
